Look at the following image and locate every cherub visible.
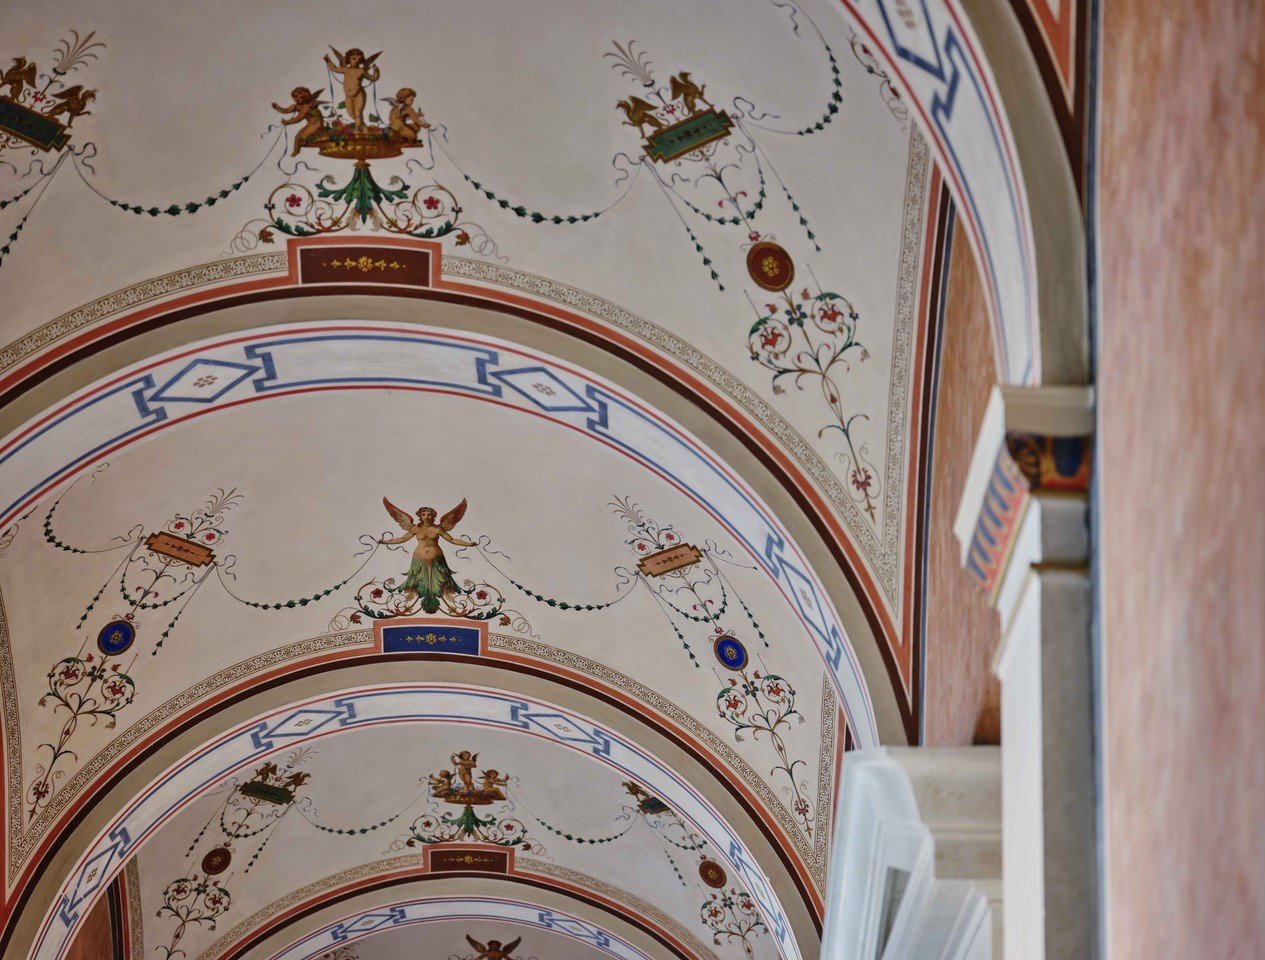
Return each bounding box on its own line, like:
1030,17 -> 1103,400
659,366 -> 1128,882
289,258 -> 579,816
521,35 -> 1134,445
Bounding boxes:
622,779 -> 669,815
479,769 -> 509,798
379,498 -> 475,614
428,769 -> 455,796
451,750 -> 479,794
388,87 -> 430,143
465,935 -> 522,960
272,85 -> 327,157
324,46 -> 381,132
622,780 -> 648,801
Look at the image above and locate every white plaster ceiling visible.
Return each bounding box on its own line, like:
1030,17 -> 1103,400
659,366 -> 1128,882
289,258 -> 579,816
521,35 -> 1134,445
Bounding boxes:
0,1 -> 934,956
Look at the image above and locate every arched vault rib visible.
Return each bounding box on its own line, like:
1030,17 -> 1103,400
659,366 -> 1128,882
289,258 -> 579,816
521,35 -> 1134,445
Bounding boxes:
0,625 -> 831,941
0,260 -> 911,742
202,887 -> 692,960
0,321 -> 878,741
830,0 -> 1087,383
26,685 -> 808,960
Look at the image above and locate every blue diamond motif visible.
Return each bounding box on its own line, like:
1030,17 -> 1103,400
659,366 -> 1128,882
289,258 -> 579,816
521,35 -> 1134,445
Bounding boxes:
490,366 -> 593,412
149,358 -> 260,404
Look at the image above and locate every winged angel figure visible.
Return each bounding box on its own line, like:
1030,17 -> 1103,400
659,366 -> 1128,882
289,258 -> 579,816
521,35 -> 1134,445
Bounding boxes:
378,498 -> 476,613
465,935 -> 522,960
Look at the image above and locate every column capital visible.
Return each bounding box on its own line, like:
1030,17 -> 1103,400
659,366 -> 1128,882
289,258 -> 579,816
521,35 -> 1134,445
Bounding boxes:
953,385 -> 1094,603
822,748 -> 1001,960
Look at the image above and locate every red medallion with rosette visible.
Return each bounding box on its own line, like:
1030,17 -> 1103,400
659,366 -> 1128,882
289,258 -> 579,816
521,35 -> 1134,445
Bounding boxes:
699,858 -> 728,888
746,241 -> 795,291
201,846 -> 232,875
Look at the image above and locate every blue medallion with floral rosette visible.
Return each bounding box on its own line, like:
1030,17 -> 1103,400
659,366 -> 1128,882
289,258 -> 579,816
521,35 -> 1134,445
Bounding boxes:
713,632 -> 748,671
96,617 -> 136,655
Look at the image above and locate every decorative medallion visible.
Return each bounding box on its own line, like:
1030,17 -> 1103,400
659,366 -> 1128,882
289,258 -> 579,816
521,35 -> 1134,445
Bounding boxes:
699,858 -> 728,889
712,633 -> 748,671
96,617 -> 136,656
200,846 -> 232,876
745,241 -> 794,292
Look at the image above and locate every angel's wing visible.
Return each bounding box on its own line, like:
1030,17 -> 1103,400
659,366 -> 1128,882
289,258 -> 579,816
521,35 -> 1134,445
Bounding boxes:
503,938 -> 522,955
327,45 -> 346,65
382,497 -> 414,531
466,936 -> 487,953
364,50 -> 383,66
438,498 -> 468,531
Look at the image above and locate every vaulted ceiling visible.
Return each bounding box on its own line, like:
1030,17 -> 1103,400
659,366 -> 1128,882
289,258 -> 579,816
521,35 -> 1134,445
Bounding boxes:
0,2 -> 957,958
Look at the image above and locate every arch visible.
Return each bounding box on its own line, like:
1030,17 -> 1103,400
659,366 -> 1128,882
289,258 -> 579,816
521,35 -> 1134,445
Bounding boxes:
265,895 -> 657,960
29,684 -> 805,960
263,896 -> 655,960
0,319 -> 877,746
0,622 -> 830,942
0,237 -> 923,742
829,0 -> 1087,384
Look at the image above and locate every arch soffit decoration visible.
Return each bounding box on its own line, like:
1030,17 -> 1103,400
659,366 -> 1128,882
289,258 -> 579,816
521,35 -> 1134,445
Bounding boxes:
203,886 -> 696,960
26,684 -> 813,960
834,0 -> 1087,383
0,324 -> 847,960
6,650 -> 827,960
252,896 -> 666,960
0,256 -> 918,742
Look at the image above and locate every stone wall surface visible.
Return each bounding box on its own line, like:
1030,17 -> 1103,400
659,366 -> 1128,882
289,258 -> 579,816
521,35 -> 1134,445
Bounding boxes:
923,218 -> 1002,747
1099,2 -> 1265,955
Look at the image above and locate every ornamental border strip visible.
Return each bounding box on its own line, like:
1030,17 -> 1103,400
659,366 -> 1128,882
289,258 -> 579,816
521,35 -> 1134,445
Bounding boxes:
125,856 -> 143,959
236,895 -> 653,960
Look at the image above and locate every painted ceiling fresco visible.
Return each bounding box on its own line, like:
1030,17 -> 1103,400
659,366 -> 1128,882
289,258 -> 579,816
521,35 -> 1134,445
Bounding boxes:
0,0 -> 931,658
0,0 -> 962,957
132,726 -> 786,960
3,327 -> 855,960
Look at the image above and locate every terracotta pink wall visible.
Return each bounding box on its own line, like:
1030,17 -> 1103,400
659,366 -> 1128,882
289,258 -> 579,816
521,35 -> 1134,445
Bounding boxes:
1098,2 -> 1265,955
922,217 -> 1002,746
